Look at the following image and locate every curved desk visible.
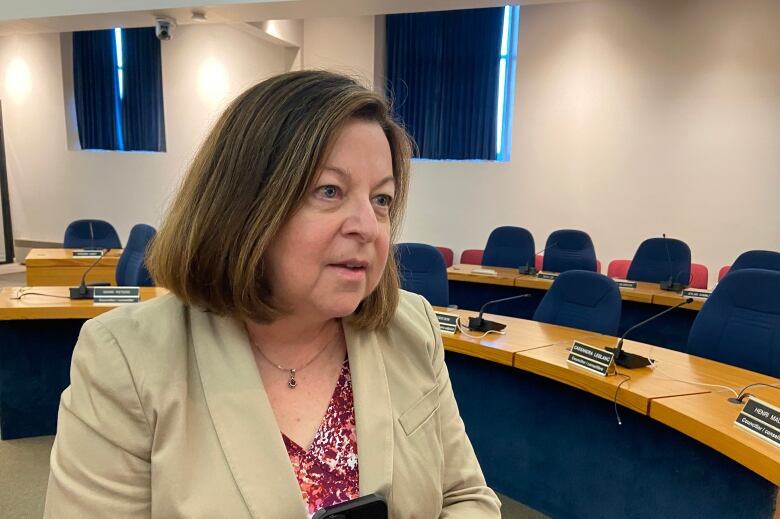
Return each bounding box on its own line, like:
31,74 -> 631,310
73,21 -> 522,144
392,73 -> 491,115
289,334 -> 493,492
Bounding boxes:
25,248 -> 122,286
2,288 -> 777,517
438,307 -> 779,518
447,263 -> 704,350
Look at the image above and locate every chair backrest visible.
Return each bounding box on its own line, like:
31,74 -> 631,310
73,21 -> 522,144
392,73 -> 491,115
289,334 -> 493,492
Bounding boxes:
541,229 -> 597,273
627,237 -> 691,285
482,226 -> 535,269
115,224 -> 157,286
687,269 -> 780,378
689,263 -> 709,289
718,265 -> 730,281
607,259 -> 631,279
64,219 -> 122,249
730,250 -> 780,274
395,243 -> 449,307
460,249 -> 484,265
533,270 -> 622,335
435,246 -> 454,268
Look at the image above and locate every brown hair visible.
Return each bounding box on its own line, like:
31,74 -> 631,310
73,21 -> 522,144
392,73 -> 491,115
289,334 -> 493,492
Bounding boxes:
147,70 -> 411,329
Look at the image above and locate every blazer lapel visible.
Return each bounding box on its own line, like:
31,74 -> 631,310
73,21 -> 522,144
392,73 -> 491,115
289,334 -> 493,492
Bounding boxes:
190,307 -> 306,519
344,320 -> 394,500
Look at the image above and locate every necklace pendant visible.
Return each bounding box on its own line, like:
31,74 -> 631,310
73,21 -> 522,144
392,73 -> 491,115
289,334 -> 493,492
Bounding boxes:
288,369 -> 297,389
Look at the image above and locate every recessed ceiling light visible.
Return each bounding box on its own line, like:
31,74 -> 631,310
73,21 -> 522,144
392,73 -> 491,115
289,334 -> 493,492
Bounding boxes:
191,11 -> 207,22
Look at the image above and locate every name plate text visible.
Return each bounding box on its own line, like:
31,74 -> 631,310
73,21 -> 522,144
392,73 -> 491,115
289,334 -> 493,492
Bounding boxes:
682,288 -> 712,299
536,271 -> 559,281
72,250 -> 104,257
93,286 -> 141,304
567,341 -> 615,376
435,312 -> 459,334
735,396 -> 780,449
614,279 -> 638,289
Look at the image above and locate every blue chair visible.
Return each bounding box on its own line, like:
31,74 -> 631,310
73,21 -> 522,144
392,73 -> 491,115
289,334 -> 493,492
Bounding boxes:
115,224 -> 156,286
627,237 -> 691,285
541,229 -> 597,273
395,243 -> 449,307
533,270 -> 622,335
482,226 -> 535,269
729,250 -> 780,274
687,269 -> 780,378
63,219 -> 122,249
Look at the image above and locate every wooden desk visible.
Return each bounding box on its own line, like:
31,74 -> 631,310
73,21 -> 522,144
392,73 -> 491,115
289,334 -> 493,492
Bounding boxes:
25,248 -> 122,286
651,387 -> 780,486
653,291 -> 707,310
446,263 -> 519,286
0,286 -> 166,440
0,286 -> 167,320
437,307 -> 599,366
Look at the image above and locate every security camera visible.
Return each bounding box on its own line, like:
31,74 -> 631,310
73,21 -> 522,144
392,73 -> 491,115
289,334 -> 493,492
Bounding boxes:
155,17 -> 176,41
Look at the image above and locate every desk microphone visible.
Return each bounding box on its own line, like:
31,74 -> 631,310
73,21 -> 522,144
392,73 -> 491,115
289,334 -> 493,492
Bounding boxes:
468,294 -> 531,332
728,383 -> 780,404
69,249 -> 112,300
659,233 -> 687,292
518,242 -> 558,275
606,298 -> 694,368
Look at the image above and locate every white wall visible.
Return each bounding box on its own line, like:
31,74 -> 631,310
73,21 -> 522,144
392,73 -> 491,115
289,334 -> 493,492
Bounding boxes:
0,24 -> 287,247
302,16 -> 375,88
301,0 -> 780,287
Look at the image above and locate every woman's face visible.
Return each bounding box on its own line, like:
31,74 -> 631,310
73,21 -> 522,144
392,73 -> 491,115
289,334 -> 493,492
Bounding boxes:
264,119 -> 395,321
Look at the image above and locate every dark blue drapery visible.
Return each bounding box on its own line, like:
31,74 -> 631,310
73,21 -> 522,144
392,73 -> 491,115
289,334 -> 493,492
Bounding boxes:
386,8 -> 504,160
73,30 -> 119,151
73,28 -> 165,152
121,28 -> 166,151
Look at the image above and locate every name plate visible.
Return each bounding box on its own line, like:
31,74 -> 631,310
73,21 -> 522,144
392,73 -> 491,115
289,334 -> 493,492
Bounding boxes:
735,396 -> 780,448
566,341 -> 615,376
435,312 -> 459,334
536,271 -> 559,281
471,268 -> 497,276
614,279 -> 638,289
72,249 -> 104,257
93,286 -> 140,304
682,288 -> 712,299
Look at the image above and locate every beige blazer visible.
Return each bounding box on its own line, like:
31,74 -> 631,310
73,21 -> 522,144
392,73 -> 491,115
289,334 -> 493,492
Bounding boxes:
44,290 -> 500,518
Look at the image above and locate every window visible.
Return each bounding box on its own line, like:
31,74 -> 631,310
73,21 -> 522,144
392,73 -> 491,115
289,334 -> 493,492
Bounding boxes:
385,6 -> 520,161
73,27 -> 165,152
497,6 -> 520,161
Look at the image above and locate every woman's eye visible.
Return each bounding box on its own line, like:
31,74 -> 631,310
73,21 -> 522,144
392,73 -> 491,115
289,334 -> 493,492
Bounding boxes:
373,194 -> 393,208
316,185 -> 341,199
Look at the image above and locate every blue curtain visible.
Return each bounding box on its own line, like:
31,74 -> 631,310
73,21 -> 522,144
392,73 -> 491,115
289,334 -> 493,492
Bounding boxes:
73,30 -> 119,150
121,28 -> 166,151
386,8 -> 504,160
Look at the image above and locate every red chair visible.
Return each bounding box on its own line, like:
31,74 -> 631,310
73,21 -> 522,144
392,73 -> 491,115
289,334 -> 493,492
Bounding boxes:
435,247 -> 454,268
689,263 -> 708,289
718,265 -> 730,281
460,249 -> 484,265
607,259 -> 631,279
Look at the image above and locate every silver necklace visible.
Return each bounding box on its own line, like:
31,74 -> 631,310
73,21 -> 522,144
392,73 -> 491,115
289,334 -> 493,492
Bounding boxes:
251,325 -> 342,389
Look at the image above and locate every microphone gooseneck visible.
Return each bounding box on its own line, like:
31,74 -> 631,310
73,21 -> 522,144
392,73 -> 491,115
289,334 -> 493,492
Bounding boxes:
518,242 -> 558,275
606,297 -> 694,369
468,293 -> 532,332
69,249 -> 111,300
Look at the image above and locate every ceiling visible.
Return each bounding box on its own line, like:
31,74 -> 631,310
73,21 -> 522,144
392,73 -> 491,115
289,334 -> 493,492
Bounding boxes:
0,0 -> 580,36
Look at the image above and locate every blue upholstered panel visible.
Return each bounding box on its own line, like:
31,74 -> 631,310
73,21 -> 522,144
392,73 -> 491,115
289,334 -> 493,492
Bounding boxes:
627,237 -> 691,285
63,219 -> 122,249
688,269 -> 780,377
482,226 -> 535,269
533,270 -> 621,335
542,229 -> 597,273
730,250 -> 780,274
115,224 -> 156,286
396,243 -> 449,307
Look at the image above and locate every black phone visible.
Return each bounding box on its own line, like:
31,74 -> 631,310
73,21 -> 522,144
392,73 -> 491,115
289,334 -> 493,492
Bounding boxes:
311,493 -> 388,519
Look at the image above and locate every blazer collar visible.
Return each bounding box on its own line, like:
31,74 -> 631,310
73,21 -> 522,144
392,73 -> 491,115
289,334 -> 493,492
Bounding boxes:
190,307 -> 306,519
343,319 -> 394,499
191,309 -> 395,516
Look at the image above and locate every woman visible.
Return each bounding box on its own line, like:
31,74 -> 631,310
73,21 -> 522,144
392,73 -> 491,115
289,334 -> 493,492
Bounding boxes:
44,70 -> 500,518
